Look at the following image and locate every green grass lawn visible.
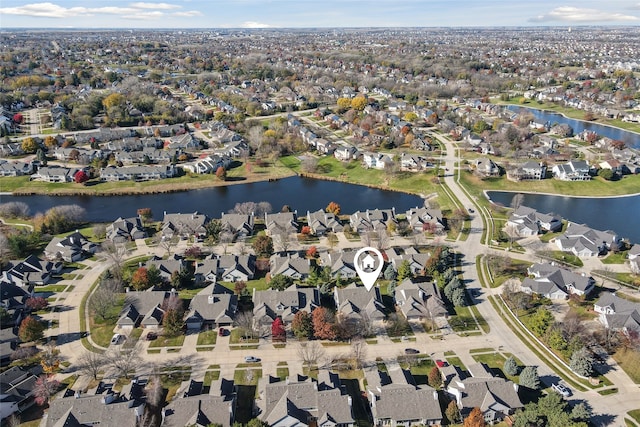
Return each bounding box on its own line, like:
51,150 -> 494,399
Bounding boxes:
276,366 -> 290,380
148,334 -> 186,348
445,356 -> 468,373
234,368 -> 262,385
537,250 -> 584,267
613,348 -> 640,384
629,409 -> 640,424
196,330 -> 217,346
449,306 -> 481,333
35,284 -> 70,293
88,295 -> 124,347
229,328 -> 259,344
203,370 -> 220,386
601,251 -> 629,264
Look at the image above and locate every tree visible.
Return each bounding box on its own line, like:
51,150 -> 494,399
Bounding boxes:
503,356 -> 519,376
383,264 -> 396,281
234,281 -> 247,296
252,235 -> 274,257
350,338 -> 367,369
19,316 -> 45,343
106,343 -> 142,379
234,311 -> 257,339
529,308 -> 554,336
33,375 -> 59,406
171,267 -> 193,289
137,208 -> 153,225
163,294 -> 185,337
273,232 -> 291,253
511,193 -> 525,211
297,341 -> 326,367
13,113 -> 23,124
570,402 -> 592,421
270,274 -> 293,291
312,307 -> 337,340
36,148 -> 47,165
464,407 -> 486,427
306,246 -> 318,258
146,375 -> 164,409
326,201 -> 341,215
7,230 -> 41,258
428,366 -> 443,388
74,169 -> 89,184
351,96 -> 367,111
99,241 -> 129,285
519,366 -> 540,389
77,351 -> 105,380
292,310 -> 313,339
131,267 -> 151,291
158,235 -> 179,257
215,166 -> 227,181
451,287 -> 466,307
205,218 -> 223,243
21,137 -> 38,153
271,317 -> 286,342
569,347 -> 594,377
26,297 -> 48,311
396,260 -> 412,281
598,168 -> 614,181
446,401 -> 460,424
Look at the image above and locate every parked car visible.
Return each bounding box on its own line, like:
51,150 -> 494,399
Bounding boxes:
244,356 -> 260,363
145,332 -> 158,341
435,359 -> 448,367
552,383 -> 571,397
219,327 -> 228,336
110,334 -> 124,345
404,348 -> 420,354
468,208 -> 475,213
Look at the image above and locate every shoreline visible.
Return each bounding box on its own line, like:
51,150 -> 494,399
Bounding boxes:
483,189 -> 640,201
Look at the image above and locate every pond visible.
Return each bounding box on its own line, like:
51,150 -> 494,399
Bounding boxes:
2,176 -> 426,223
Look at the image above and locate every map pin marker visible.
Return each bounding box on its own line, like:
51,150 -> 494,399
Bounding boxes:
354,247 -> 384,292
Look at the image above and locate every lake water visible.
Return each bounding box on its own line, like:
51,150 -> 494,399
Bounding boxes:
487,191 -> 640,243
506,105 -> 640,149
1,176 -> 425,223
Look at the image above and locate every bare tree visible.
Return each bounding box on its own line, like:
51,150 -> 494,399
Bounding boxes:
504,224 -> 519,250
0,233 -> 9,264
146,375 -> 164,408
99,241 -> 129,284
106,342 -> 142,379
510,193 -> 525,211
326,232 -> 338,249
236,241 -> 248,255
297,341 -> 326,367
157,235 -> 179,257
89,278 -> 119,321
350,338 -> 367,369
77,351 -> 106,380
234,311 -> 258,339
257,202 -> 273,215
274,232 -> 292,253
0,201 -> 30,218
92,223 -> 107,240
374,229 -> 391,251
219,231 -> 234,254
301,156 -> 319,173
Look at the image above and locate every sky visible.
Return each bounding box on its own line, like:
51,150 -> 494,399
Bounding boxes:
1,0 -> 640,29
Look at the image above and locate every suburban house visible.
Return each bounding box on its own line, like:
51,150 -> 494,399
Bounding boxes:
0,281 -> 31,330
0,366 -> 38,420
106,216 -> 147,243
446,363 -> 523,424
362,152 -> 394,170
253,285 -> 320,327
507,161 -> 547,181
44,231 -> 97,262
30,166 -> 78,183
0,160 -> 32,176
3,254 -> 62,286
394,278 -> 447,322
162,211 -> 210,240
552,160 -> 592,181
307,209 -> 343,235
629,245 -> 640,274
185,284 -> 237,331
405,206 -> 445,234
265,212 -> 299,236
389,247 -> 432,275
334,146 -> 360,161
220,213 -> 254,238
182,155 -> 231,174
319,251 -> 358,279
594,292 -> 640,334
365,364 -> 442,426
270,253 -> 312,280
99,165 -> 177,181
473,157 -> 500,177
521,262 -> 595,299
350,209 -> 397,234
217,254 -> 256,282
256,371 -> 355,427
506,206 -> 563,237
399,153 -> 433,171
44,381 -> 146,427
333,283 -> 386,327
163,377 -> 236,427
145,254 -> 188,282
116,289 -> 174,330
194,255 -> 220,284
555,222 -> 620,257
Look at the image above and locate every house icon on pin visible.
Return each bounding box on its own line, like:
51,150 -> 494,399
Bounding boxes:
361,253 -> 376,272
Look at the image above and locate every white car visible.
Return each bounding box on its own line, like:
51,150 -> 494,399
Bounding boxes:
244,356 -> 260,363
551,383 -> 571,397
110,334 -> 124,345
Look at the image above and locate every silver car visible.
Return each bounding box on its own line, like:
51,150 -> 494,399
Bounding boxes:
552,383 -> 571,397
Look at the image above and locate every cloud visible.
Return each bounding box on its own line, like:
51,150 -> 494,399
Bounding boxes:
129,2 -> 180,10
0,1 -> 197,19
531,6 -> 639,23
241,21 -> 273,28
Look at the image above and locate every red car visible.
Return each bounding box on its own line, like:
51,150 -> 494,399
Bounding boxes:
436,359 -> 448,368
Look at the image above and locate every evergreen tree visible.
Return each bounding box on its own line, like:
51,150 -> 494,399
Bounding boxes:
519,366 -> 540,389
569,347 -> 594,377
503,356 -> 519,376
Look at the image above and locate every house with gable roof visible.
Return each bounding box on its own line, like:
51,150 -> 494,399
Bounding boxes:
365,363 -> 442,426
594,292 -> 640,334
319,250 -> 358,279
194,255 -> 219,285
4,254 -> 62,286
220,213 -> 254,238
217,254 -> 256,282
44,230 -> 97,262
270,253 -> 312,280
116,289 -> 174,330
405,206 -> 445,234
307,209 -> 343,236
0,366 -> 39,420
163,377 -> 236,427
506,206 -> 563,237
555,222 -> 619,257
629,245 -> 640,274
144,254 -> 188,282
253,285 -> 320,327
334,283 -> 386,327
256,371 -> 355,427
162,211 -> 210,240
552,160 -> 592,181
185,284 -> 237,331
349,208 -> 396,234
106,216 -> 147,243
521,262 -> 595,299
389,247 -> 432,276
446,363 -> 523,425
394,278 -> 447,322
265,212 -> 299,236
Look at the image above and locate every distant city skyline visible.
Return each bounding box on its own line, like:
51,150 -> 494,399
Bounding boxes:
1,0 -> 640,29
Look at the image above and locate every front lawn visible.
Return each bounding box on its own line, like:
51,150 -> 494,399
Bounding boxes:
196,330 -> 217,346
613,348 -> 640,384
601,251 -> 629,265
148,334 -> 186,348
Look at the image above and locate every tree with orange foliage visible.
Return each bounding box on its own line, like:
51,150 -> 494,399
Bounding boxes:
463,407 -> 486,427
312,307 -> 337,340
326,201 -> 341,215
